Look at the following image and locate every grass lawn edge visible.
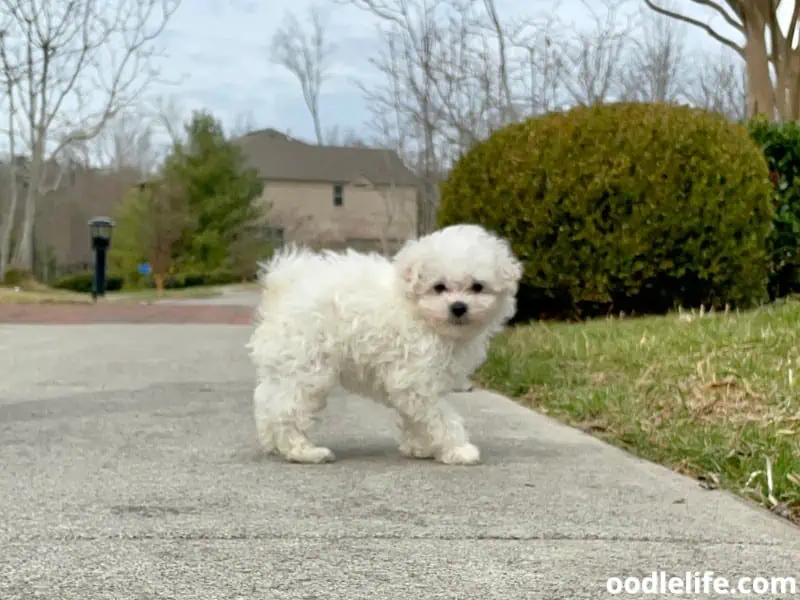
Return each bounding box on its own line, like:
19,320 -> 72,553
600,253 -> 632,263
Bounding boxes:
478,299 -> 800,527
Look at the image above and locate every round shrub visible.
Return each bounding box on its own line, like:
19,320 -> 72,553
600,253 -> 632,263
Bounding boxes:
438,102 -> 775,319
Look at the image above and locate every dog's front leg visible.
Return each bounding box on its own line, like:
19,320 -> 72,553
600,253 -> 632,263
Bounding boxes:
451,334 -> 490,392
392,391 -> 480,465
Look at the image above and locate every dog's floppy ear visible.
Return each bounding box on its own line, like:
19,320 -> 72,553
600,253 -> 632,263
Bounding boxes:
495,239 -> 524,294
392,239 -> 425,296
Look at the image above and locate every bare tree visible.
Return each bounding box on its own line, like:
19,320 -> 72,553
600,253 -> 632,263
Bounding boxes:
373,166 -> 417,256
478,0 -> 516,124
556,0 -> 636,106
86,109 -> 161,174
228,109 -> 258,138
684,47 -> 748,121
323,124 -> 371,146
0,28 -> 19,280
643,0 -> 800,121
150,94 -> 188,146
618,1 -> 688,102
0,0 -> 181,273
349,0 -> 482,232
509,16 -> 567,115
266,205 -> 316,244
270,5 -> 335,145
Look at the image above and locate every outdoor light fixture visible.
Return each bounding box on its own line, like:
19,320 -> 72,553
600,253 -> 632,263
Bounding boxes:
88,216 -> 115,301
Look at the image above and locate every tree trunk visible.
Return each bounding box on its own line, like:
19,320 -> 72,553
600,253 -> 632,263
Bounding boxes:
0,72 -> 18,282
154,272 -> 165,297
742,10 -> 775,120
10,189 -> 35,272
0,189 -> 17,281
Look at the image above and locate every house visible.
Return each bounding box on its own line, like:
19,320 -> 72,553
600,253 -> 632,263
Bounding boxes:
232,129 -> 420,254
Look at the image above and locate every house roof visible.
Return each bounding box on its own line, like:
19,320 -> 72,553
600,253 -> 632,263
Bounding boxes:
231,128 -> 419,187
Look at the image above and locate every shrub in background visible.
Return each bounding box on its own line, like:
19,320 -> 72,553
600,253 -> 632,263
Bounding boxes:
747,117 -> 800,299
2,268 -> 31,286
162,269 -> 242,289
438,102 -> 775,320
51,269 -> 243,293
53,272 -> 124,294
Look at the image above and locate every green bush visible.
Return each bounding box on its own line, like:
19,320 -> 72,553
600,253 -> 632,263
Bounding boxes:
2,268 -> 31,286
163,268 -> 241,290
53,271 -> 124,294
747,118 -> 800,299
438,102 -> 775,319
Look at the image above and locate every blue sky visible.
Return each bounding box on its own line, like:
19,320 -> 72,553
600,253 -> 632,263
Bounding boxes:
149,0 -> 751,144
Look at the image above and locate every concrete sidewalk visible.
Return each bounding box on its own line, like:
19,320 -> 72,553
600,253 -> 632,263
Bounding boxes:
1,323 -> 798,600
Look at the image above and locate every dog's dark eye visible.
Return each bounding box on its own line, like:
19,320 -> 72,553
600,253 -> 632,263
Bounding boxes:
470,282 -> 484,293
432,283 -> 447,294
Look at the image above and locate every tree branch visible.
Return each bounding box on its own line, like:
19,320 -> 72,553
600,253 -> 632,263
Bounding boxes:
689,0 -> 744,32
643,0 -> 744,56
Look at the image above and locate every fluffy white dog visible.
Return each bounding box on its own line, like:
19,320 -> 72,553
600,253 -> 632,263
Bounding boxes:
246,224 -> 523,465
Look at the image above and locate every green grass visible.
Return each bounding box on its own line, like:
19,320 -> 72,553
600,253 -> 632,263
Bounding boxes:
479,298 -> 800,524
104,285 -> 228,303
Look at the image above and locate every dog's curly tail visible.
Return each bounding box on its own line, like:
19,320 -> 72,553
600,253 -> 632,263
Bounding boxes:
255,244 -> 311,289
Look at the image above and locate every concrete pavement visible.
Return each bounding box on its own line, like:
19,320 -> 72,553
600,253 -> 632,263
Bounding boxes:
1,302 -> 799,598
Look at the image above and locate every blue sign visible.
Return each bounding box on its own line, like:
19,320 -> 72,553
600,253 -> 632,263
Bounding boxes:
137,262 -> 152,275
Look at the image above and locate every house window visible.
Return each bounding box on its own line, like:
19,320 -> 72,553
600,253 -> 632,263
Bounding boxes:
333,184 -> 344,206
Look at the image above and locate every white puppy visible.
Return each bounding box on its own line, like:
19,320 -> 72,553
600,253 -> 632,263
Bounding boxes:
246,224 -> 523,465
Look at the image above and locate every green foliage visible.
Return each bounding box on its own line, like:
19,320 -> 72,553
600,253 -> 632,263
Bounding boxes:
747,117 -> 800,299
53,271 -> 124,293
438,102 -> 775,319
162,268 -> 243,289
162,110 -> 264,272
2,268 -> 30,286
108,181 -> 195,285
109,109 -> 267,289
51,269 -> 241,293
224,231 -> 273,280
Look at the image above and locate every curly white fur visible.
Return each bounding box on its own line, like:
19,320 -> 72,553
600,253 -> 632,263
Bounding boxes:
246,224 -> 523,465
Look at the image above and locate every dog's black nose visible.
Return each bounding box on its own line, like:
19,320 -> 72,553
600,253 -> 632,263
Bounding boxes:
450,301 -> 468,318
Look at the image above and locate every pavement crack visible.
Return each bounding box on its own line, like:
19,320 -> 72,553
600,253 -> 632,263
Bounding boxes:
3,532 -> 790,547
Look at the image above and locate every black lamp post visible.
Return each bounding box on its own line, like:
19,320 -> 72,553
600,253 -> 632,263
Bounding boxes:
88,217 -> 115,301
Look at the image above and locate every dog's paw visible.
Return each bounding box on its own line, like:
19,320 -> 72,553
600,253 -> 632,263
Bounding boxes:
398,439 -> 435,459
438,443 -> 481,465
286,446 -> 336,464
451,378 -> 475,393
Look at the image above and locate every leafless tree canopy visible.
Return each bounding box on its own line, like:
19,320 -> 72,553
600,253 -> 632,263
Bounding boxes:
333,0 -> 749,232
643,0 -> 797,122
0,0 -> 181,277
269,5 -> 335,145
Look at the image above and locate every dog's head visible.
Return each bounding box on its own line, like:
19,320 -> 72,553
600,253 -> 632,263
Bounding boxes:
393,224 -> 523,338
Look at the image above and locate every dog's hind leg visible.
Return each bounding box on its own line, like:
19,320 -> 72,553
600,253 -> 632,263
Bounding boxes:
253,376 -> 335,464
